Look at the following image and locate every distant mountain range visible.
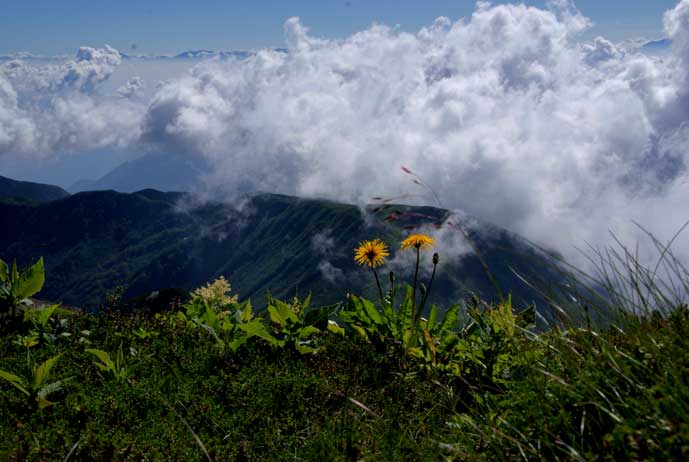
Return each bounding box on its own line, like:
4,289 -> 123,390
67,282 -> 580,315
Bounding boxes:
1,38 -> 672,65
0,177 -> 567,321
0,175 -> 70,203
0,48 -> 287,62
119,48 -> 287,60
68,152 -> 210,194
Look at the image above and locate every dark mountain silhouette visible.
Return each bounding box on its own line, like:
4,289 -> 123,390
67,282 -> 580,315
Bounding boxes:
0,175 -> 70,203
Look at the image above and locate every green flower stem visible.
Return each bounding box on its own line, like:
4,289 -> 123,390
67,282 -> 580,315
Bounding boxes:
411,246 -> 420,327
419,258 -> 437,316
372,267 -> 385,306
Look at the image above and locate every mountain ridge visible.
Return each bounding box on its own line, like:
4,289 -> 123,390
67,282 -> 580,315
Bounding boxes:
0,175 -> 70,203
0,185 -> 566,320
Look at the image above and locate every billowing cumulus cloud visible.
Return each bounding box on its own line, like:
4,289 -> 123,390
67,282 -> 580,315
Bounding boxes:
117,76 -> 146,99
138,0 -> 689,268
3,1 -> 689,273
0,46 -> 144,157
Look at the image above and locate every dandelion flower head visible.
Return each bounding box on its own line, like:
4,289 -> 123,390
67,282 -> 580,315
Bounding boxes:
354,239 -> 389,268
401,233 -> 435,251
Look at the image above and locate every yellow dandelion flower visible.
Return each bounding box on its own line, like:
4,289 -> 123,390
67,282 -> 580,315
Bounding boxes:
401,233 -> 435,251
354,239 -> 389,268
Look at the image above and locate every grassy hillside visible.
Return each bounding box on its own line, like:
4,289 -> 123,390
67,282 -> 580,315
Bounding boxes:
1,280 -> 687,460
1,221 -> 688,460
0,190 -> 566,316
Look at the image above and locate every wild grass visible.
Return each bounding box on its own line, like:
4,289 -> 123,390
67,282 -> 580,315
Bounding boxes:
1,228 -> 689,460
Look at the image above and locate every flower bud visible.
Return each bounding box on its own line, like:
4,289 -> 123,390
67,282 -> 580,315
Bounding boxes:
433,253 -> 439,265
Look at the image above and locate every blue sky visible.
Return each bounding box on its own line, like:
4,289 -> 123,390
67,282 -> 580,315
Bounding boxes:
0,0 -> 681,55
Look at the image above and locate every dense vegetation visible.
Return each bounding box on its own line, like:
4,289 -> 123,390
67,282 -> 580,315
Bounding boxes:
1,235 -> 688,461
0,189 -> 563,312
0,190 -> 558,310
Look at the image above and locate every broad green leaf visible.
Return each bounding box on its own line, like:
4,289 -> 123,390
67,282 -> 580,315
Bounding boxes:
427,305 -> 439,331
440,304 -> 460,333
439,332 -> 460,352
268,302 -> 297,327
360,297 -> 383,325
85,349 -> 115,372
0,370 -> 30,396
93,363 -> 111,373
241,300 -> 253,322
0,258 -> 8,283
11,260 -> 18,283
401,286 -> 414,332
32,353 -> 61,390
380,298 -> 397,334
229,335 -> 250,352
239,320 -> 283,346
297,325 -> 321,339
406,347 -> 425,360
422,329 -> 437,364
327,321 -> 345,336
402,327 -> 415,349
351,325 -> 370,341
200,306 -> 220,330
36,304 -> 58,328
303,304 -> 337,330
16,257 -> 45,300
295,342 -> 319,355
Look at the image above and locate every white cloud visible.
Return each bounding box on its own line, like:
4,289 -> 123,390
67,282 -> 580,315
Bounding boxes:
318,261 -> 344,284
117,76 -> 145,99
0,46 -> 144,158
137,1 -> 689,269
4,1 -> 689,274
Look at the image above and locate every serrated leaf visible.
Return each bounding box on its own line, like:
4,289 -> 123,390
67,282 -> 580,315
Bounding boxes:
427,305 -> 439,331
241,300 -> 253,322
440,304 -> 460,333
229,335 -> 250,352
268,302 -> 297,327
360,297 -> 383,325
